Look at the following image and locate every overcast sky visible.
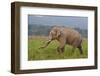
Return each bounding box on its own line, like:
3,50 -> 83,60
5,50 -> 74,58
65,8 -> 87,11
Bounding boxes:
28,15 -> 88,29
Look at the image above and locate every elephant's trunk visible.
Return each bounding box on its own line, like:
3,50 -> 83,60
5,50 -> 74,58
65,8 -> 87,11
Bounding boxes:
39,36 -> 52,49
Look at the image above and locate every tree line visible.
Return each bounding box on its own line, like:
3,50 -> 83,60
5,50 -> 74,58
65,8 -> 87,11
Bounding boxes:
28,24 -> 88,38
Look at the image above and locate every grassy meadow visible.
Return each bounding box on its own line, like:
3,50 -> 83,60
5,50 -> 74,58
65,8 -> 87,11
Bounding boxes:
28,36 -> 88,61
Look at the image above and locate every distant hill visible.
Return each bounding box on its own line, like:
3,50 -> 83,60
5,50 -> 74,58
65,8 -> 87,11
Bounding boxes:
28,24 -> 88,38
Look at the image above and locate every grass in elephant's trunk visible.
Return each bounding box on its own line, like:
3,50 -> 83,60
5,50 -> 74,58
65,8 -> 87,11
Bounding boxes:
28,36 -> 88,61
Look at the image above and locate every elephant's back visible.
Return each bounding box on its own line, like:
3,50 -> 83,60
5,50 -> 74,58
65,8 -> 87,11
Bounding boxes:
62,27 -> 80,36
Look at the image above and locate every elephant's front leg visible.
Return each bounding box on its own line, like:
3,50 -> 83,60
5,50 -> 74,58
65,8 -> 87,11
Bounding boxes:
57,46 -> 65,54
57,40 -> 66,54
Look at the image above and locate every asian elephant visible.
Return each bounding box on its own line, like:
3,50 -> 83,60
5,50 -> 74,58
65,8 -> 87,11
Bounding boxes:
40,26 -> 83,54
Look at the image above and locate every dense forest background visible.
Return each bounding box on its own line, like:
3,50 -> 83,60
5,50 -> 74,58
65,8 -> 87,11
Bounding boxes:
28,24 -> 88,38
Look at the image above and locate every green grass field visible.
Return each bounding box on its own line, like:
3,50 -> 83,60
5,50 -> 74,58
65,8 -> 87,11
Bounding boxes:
28,36 -> 88,61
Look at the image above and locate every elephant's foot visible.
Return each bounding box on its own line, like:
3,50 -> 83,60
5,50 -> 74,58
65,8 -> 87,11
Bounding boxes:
57,47 -> 64,54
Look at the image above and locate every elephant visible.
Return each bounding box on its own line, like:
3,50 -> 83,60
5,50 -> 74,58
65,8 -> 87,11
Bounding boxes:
40,26 -> 83,54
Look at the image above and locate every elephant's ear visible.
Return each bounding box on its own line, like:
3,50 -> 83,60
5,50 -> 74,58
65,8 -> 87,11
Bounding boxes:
56,29 -> 61,37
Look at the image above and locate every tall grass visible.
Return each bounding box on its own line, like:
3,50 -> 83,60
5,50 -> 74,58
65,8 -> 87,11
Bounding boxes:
28,36 -> 88,60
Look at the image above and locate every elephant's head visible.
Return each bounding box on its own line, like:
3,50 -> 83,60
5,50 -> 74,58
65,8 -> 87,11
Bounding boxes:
49,27 -> 61,40
39,26 -> 62,49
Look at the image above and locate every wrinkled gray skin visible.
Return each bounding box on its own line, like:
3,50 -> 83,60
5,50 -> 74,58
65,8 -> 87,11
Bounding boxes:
40,26 -> 83,54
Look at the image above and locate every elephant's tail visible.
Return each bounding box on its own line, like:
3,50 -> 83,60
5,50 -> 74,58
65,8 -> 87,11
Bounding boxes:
80,38 -> 83,47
